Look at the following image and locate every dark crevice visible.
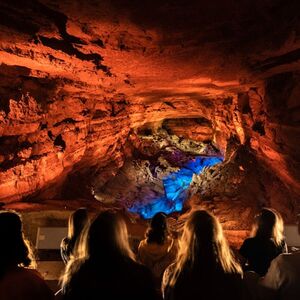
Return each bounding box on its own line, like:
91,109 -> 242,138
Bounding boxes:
252,48 -> 300,72
111,106 -> 126,117
265,72 -> 295,122
110,100 -> 128,117
0,136 -> 19,155
31,1 -> 112,75
0,158 -> 22,171
0,97 -> 13,115
195,117 -> 212,127
0,0 -> 111,75
223,97 -> 233,105
48,131 -> 54,140
92,39 -> 105,48
0,153 -> 47,171
138,128 -> 153,136
80,109 -> 90,117
164,101 -> 176,109
0,64 -> 59,112
39,123 -> 48,130
54,134 -> 66,151
0,6 -> 39,35
238,93 -> 251,114
252,121 -> 265,136
92,110 -> 108,119
53,118 -> 78,127
30,0 -> 85,45
162,123 -> 172,135
38,36 -> 111,75
0,136 -> 33,160
0,64 -> 31,114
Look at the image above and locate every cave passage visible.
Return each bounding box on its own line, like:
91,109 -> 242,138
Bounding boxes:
128,156 -> 223,218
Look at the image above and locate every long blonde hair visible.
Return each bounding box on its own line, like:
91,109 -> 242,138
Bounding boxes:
61,210 -> 135,288
167,210 -> 242,287
251,208 -> 284,246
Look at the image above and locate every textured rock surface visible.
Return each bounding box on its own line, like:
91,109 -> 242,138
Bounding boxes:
0,0 -> 299,228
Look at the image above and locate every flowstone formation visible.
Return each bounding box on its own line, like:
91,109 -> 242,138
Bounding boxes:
92,129 -> 223,218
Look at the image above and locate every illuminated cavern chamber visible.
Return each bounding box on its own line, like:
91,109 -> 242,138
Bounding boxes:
128,156 -> 223,219
0,0 -> 299,234
92,129 -> 223,219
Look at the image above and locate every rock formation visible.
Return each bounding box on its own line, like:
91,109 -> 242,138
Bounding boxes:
0,0 -> 299,230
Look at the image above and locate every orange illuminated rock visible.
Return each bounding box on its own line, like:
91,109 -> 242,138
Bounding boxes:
0,0 -> 299,228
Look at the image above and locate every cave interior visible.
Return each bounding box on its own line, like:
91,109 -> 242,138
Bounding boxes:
0,0 -> 300,254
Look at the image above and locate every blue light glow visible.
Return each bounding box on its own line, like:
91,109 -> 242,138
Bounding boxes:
129,156 -> 223,219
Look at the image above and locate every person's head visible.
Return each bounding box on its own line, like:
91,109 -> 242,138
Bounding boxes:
61,210 -> 135,288
167,210 -> 241,286
0,210 -> 35,276
146,212 -> 169,244
252,208 -> 284,246
68,207 -> 89,241
77,210 -> 135,262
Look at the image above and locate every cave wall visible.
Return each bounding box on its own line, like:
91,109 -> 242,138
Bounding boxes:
0,0 -> 299,221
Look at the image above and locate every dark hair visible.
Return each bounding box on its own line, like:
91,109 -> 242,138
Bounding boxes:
0,210 -> 35,277
146,212 -> 168,245
67,208 -> 88,248
68,208 -> 88,238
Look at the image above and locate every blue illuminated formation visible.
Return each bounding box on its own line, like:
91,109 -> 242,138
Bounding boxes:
129,156 -> 223,219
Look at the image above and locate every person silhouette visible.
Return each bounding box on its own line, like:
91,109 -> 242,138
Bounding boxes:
162,210 -> 248,300
138,212 -> 177,290
0,210 -> 54,300
60,207 -> 89,264
259,213 -> 300,300
239,208 -> 287,276
59,210 -> 160,300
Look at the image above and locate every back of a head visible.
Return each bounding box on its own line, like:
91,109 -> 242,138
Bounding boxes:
0,210 -> 33,274
84,210 -> 134,262
151,212 -> 167,229
170,209 -> 241,284
254,208 -> 284,245
146,212 -> 168,244
0,210 -> 22,234
61,211 -> 135,289
68,207 -> 88,240
182,210 -> 218,263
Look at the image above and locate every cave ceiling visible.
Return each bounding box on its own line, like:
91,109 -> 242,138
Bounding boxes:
0,0 -> 299,223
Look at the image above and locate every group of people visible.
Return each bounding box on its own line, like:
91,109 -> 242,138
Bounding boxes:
0,206 -> 299,300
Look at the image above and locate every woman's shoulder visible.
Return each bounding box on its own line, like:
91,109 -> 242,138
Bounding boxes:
240,237 -> 256,249
239,237 -> 253,253
4,267 -> 43,281
17,268 -> 51,286
243,237 -> 255,244
0,267 -> 54,299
